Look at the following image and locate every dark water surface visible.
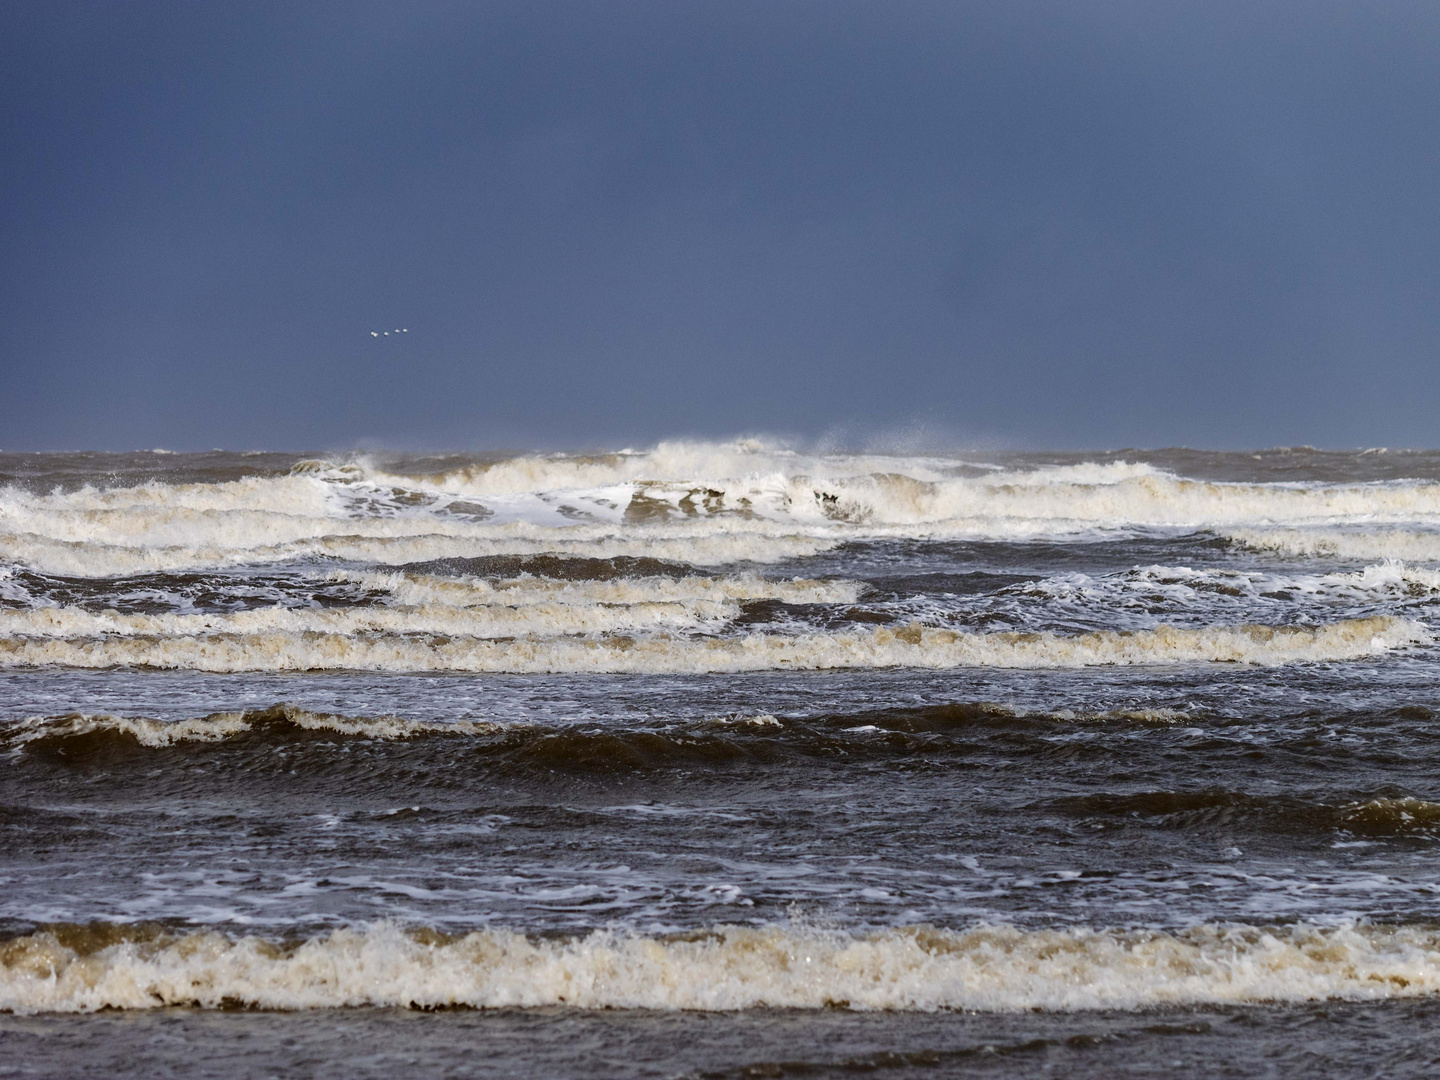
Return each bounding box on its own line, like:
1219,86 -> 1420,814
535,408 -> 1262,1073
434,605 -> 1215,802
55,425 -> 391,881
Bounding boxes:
4,445 -> 1440,1074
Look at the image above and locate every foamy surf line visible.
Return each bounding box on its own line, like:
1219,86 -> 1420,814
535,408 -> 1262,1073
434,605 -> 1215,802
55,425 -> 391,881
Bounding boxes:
1225,527 -> 1440,563
14,446 -> 1440,577
0,528 -> 843,577
0,616 -> 1423,673
5,921 -> 1440,1013
0,570 -> 863,640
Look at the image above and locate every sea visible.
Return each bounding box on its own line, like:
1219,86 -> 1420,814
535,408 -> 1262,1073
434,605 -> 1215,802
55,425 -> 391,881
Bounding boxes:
3,442 -> 1440,1077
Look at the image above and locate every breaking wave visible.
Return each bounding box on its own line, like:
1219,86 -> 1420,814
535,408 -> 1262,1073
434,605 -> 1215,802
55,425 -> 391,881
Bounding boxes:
1225,528 -> 1440,564
4,920 -> 1440,1013
0,616 -> 1421,674
9,444 -> 1440,576
359,445 -> 1440,532
0,527 -> 839,578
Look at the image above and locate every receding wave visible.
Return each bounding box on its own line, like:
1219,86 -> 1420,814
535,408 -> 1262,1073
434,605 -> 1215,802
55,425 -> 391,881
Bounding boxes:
4,920 -> 1440,1013
0,616 -> 1421,674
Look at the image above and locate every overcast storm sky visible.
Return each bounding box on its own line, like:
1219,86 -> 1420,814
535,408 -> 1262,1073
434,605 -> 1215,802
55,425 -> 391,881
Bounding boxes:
3,1 -> 1439,451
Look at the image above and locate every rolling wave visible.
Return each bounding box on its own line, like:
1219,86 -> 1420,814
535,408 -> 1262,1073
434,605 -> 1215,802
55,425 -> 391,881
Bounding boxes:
1225,528 -> 1440,563
0,616 -> 1420,674
0,702 -> 1176,770
1052,790 -> 1440,838
2,704 -> 500,751
4,920 -> 1440,1013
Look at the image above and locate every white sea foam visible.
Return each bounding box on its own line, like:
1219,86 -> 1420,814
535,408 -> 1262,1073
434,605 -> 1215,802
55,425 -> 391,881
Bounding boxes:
1226,528 -> 1440,564
0,528 -> 840,578
360,440 -> 964,500
9,444 -> 1440,576
0,570 -> 861,640
1019,560 -> 1440,613
0,616 -> 1420,674
1314,561 -> 1440,595
364,445 -> 1440,530
4,920 -> 1440,1013
4,711 -> 253,747
0,597 -> 740,639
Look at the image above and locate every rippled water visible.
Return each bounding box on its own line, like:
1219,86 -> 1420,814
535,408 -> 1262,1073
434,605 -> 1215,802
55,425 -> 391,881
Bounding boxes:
4,444 -> 1440,1075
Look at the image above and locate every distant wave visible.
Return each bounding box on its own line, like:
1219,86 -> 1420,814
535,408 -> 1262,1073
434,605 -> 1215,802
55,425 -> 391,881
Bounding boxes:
4,443 -> 1438,676
8,442 -> 1440,576
5,919 -> 1440,1013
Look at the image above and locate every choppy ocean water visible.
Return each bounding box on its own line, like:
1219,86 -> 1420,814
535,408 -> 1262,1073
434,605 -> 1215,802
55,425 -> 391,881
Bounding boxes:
4,443 -> 1440,1076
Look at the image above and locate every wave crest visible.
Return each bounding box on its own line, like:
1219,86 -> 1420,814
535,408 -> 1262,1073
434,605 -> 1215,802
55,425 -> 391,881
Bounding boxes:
4,920 -> 1440,1013
0,616 -> 1421,674
12,445 -> 1440,576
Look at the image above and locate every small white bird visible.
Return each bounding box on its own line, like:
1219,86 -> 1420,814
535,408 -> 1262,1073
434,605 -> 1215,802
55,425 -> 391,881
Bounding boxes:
370,332 -> 378,337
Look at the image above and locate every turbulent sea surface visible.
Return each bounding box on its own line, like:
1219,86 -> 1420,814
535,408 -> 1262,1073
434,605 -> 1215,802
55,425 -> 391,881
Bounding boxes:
5,442 -> 1440,1077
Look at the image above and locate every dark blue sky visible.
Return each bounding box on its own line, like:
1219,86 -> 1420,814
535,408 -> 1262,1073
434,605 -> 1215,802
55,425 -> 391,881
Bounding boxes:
3,1 -> 1439,450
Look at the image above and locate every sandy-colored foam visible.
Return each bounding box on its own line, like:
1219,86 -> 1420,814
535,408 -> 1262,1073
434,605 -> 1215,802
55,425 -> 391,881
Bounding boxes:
4,920 -> 1440,1013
